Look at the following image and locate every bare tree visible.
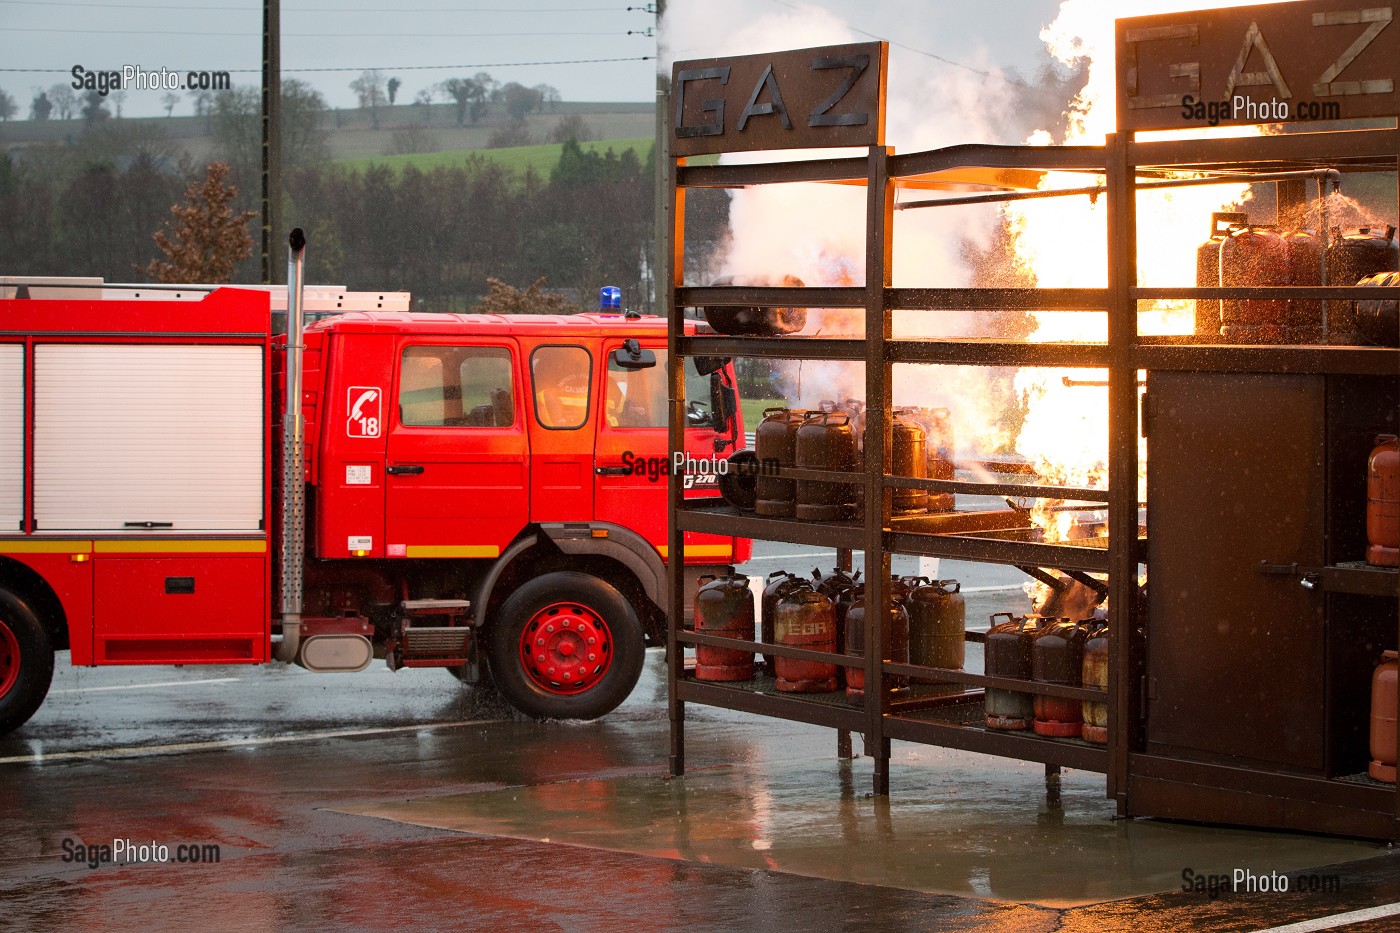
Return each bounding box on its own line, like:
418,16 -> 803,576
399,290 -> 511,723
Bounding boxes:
0,90 -> 16,123
414,88 -> 434,123
349,69 -> 387,129
48,83 -> 76,120
533,84 -> 560,112
111,89 -> 127,118
146,161 -> 256,283
161,92 -> 180,117
472,277 -> 574,315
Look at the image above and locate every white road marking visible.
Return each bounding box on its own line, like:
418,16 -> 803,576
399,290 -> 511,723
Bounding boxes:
49,677 -> 241,694
0,719 -> 507,766
1250,902 -> 1400,932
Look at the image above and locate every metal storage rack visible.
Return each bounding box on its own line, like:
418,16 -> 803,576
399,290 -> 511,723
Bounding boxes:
664,48 -> 1399,840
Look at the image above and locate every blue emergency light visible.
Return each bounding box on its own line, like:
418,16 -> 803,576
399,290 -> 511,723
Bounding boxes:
599,286 -> 622,311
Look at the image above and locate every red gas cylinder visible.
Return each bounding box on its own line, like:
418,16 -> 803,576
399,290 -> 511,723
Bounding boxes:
773,589 -> 838,693
761,570 -> 812,671
1368,435 -> 1399,567
1032,619 -> 1087,738
1370,651 -> 1398,783
754,408 -> 807,517
693,570 -> 755,682
1219,226 -> 1289,334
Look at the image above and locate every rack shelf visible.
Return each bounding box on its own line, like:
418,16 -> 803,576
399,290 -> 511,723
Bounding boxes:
664,53 -> 1398,839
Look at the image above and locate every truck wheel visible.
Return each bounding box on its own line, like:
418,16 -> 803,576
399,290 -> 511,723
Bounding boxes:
0,590 -> 55,735
487,571 -> 644,720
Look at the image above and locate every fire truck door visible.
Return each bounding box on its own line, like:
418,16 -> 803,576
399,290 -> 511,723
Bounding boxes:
594,345 -> 731,558
384,342 -> 527,558
527,344 -> 594,520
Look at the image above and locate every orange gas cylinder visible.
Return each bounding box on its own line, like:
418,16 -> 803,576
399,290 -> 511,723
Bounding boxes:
1369,651 -> 1398,783
1080,622 -> 1110,744
773,589 -> 838,693
843,592 -> 909,704
1032,619 -> 1087,738
1367,435 -> 1399,567
693,570 -> 755,682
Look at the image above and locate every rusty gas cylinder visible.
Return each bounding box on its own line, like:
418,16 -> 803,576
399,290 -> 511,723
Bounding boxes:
815,567 -> 861,656
1080,621 -> 1110,744
795,411 -> 858,521
1220,226 -> 1290,334
1032,619 -> 1088,738
773,589 -> 838,693
693,569 -> 755,682
761,570 -> 812,672
754,408 -> 807,517
1355,271 -> 1400,347
1195,212 -> 1248,337
1284,229 -> 1324,340
843,592 -> 910,704
1327,226 -> 1400,342
984,613 -> 1037,730
1370,650 -> 1398,783
1369,435 -> 1399,567
891,410 -> 929,515
905,407 -> 956,511
907,579 -> 965,686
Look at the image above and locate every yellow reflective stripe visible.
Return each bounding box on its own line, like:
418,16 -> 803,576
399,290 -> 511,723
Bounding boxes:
93,539 -> 268,554
404,545 -> 501,558
657,544 -> 733,559
0,540 -> 93,554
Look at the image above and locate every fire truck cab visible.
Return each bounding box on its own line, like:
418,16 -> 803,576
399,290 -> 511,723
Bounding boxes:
0,283 -> 746,731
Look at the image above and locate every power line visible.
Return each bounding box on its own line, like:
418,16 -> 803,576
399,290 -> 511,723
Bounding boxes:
0,26 -> 635,36
1,56 -> 654,75
0,0 -> 627,8
758,0 -> 996,80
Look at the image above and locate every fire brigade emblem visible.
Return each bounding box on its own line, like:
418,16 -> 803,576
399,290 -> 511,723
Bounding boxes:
347,387 -> 381,438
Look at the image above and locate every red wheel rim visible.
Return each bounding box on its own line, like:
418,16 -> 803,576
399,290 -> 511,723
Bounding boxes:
518,602 -> 613,696
0,620 -> 19,700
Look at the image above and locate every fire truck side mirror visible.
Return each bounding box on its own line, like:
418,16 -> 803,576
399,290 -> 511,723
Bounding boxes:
711,373 -> 737,432
611,339 -> 657,370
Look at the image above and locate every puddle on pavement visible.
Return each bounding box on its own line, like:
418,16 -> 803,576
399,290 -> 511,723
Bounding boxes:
334,745 -> 1386,908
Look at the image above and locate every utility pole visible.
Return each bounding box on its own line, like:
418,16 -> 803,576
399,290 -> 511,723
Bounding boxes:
651,0 -> 668,316
262,0 -> 282,284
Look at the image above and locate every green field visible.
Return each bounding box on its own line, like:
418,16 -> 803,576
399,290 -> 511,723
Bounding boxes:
334,137 -> 652,176
740,398 -> 785,433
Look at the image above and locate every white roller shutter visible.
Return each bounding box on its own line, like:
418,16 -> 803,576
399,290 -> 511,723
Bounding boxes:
0,345 -> 21,532
34,345 -> 264,532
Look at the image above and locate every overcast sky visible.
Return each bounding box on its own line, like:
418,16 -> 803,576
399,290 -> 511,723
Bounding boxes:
1,0 -> 1064,119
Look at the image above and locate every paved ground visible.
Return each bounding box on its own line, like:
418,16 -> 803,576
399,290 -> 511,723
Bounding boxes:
2,544 -> 1398,931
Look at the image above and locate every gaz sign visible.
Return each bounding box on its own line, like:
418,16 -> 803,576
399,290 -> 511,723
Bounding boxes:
347,386 -> 381,438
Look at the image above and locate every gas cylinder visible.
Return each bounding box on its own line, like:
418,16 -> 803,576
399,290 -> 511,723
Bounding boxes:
795,411 -> 858,521
1219,226 -> 1289,332
773,589 -> 839,693
717,449 -> 758,512
984,613 -> 1037,730
1080,622 -> 1110,744
815,568 -> 861,654
886,574 -> 913,607
1327,226 -> 1399,342
693,569 -> 755,682
754,408 -> 807,517
1354,271 -> 1399,347
843,593 -> 910,704
905,407 -> 956,511
1032,619 -> 1088,738
891,410 -> 929,515
1368,435 -> 1399,568
1195,212 -> 1247,337
1284,229 -> 1323,341
907,580 -> 965,682
761,571 -> 812,671
702,273 -> 807,336
1369,650 -> 1398,783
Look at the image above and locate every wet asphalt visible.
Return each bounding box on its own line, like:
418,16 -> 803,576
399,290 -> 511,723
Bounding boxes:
1,547 -> 1398,931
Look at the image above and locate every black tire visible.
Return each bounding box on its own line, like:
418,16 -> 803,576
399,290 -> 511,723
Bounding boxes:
487,571 -> 644,720
0,589 -> 55,735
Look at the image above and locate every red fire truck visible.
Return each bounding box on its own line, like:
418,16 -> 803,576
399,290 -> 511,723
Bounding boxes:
0,251 -> 747,731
